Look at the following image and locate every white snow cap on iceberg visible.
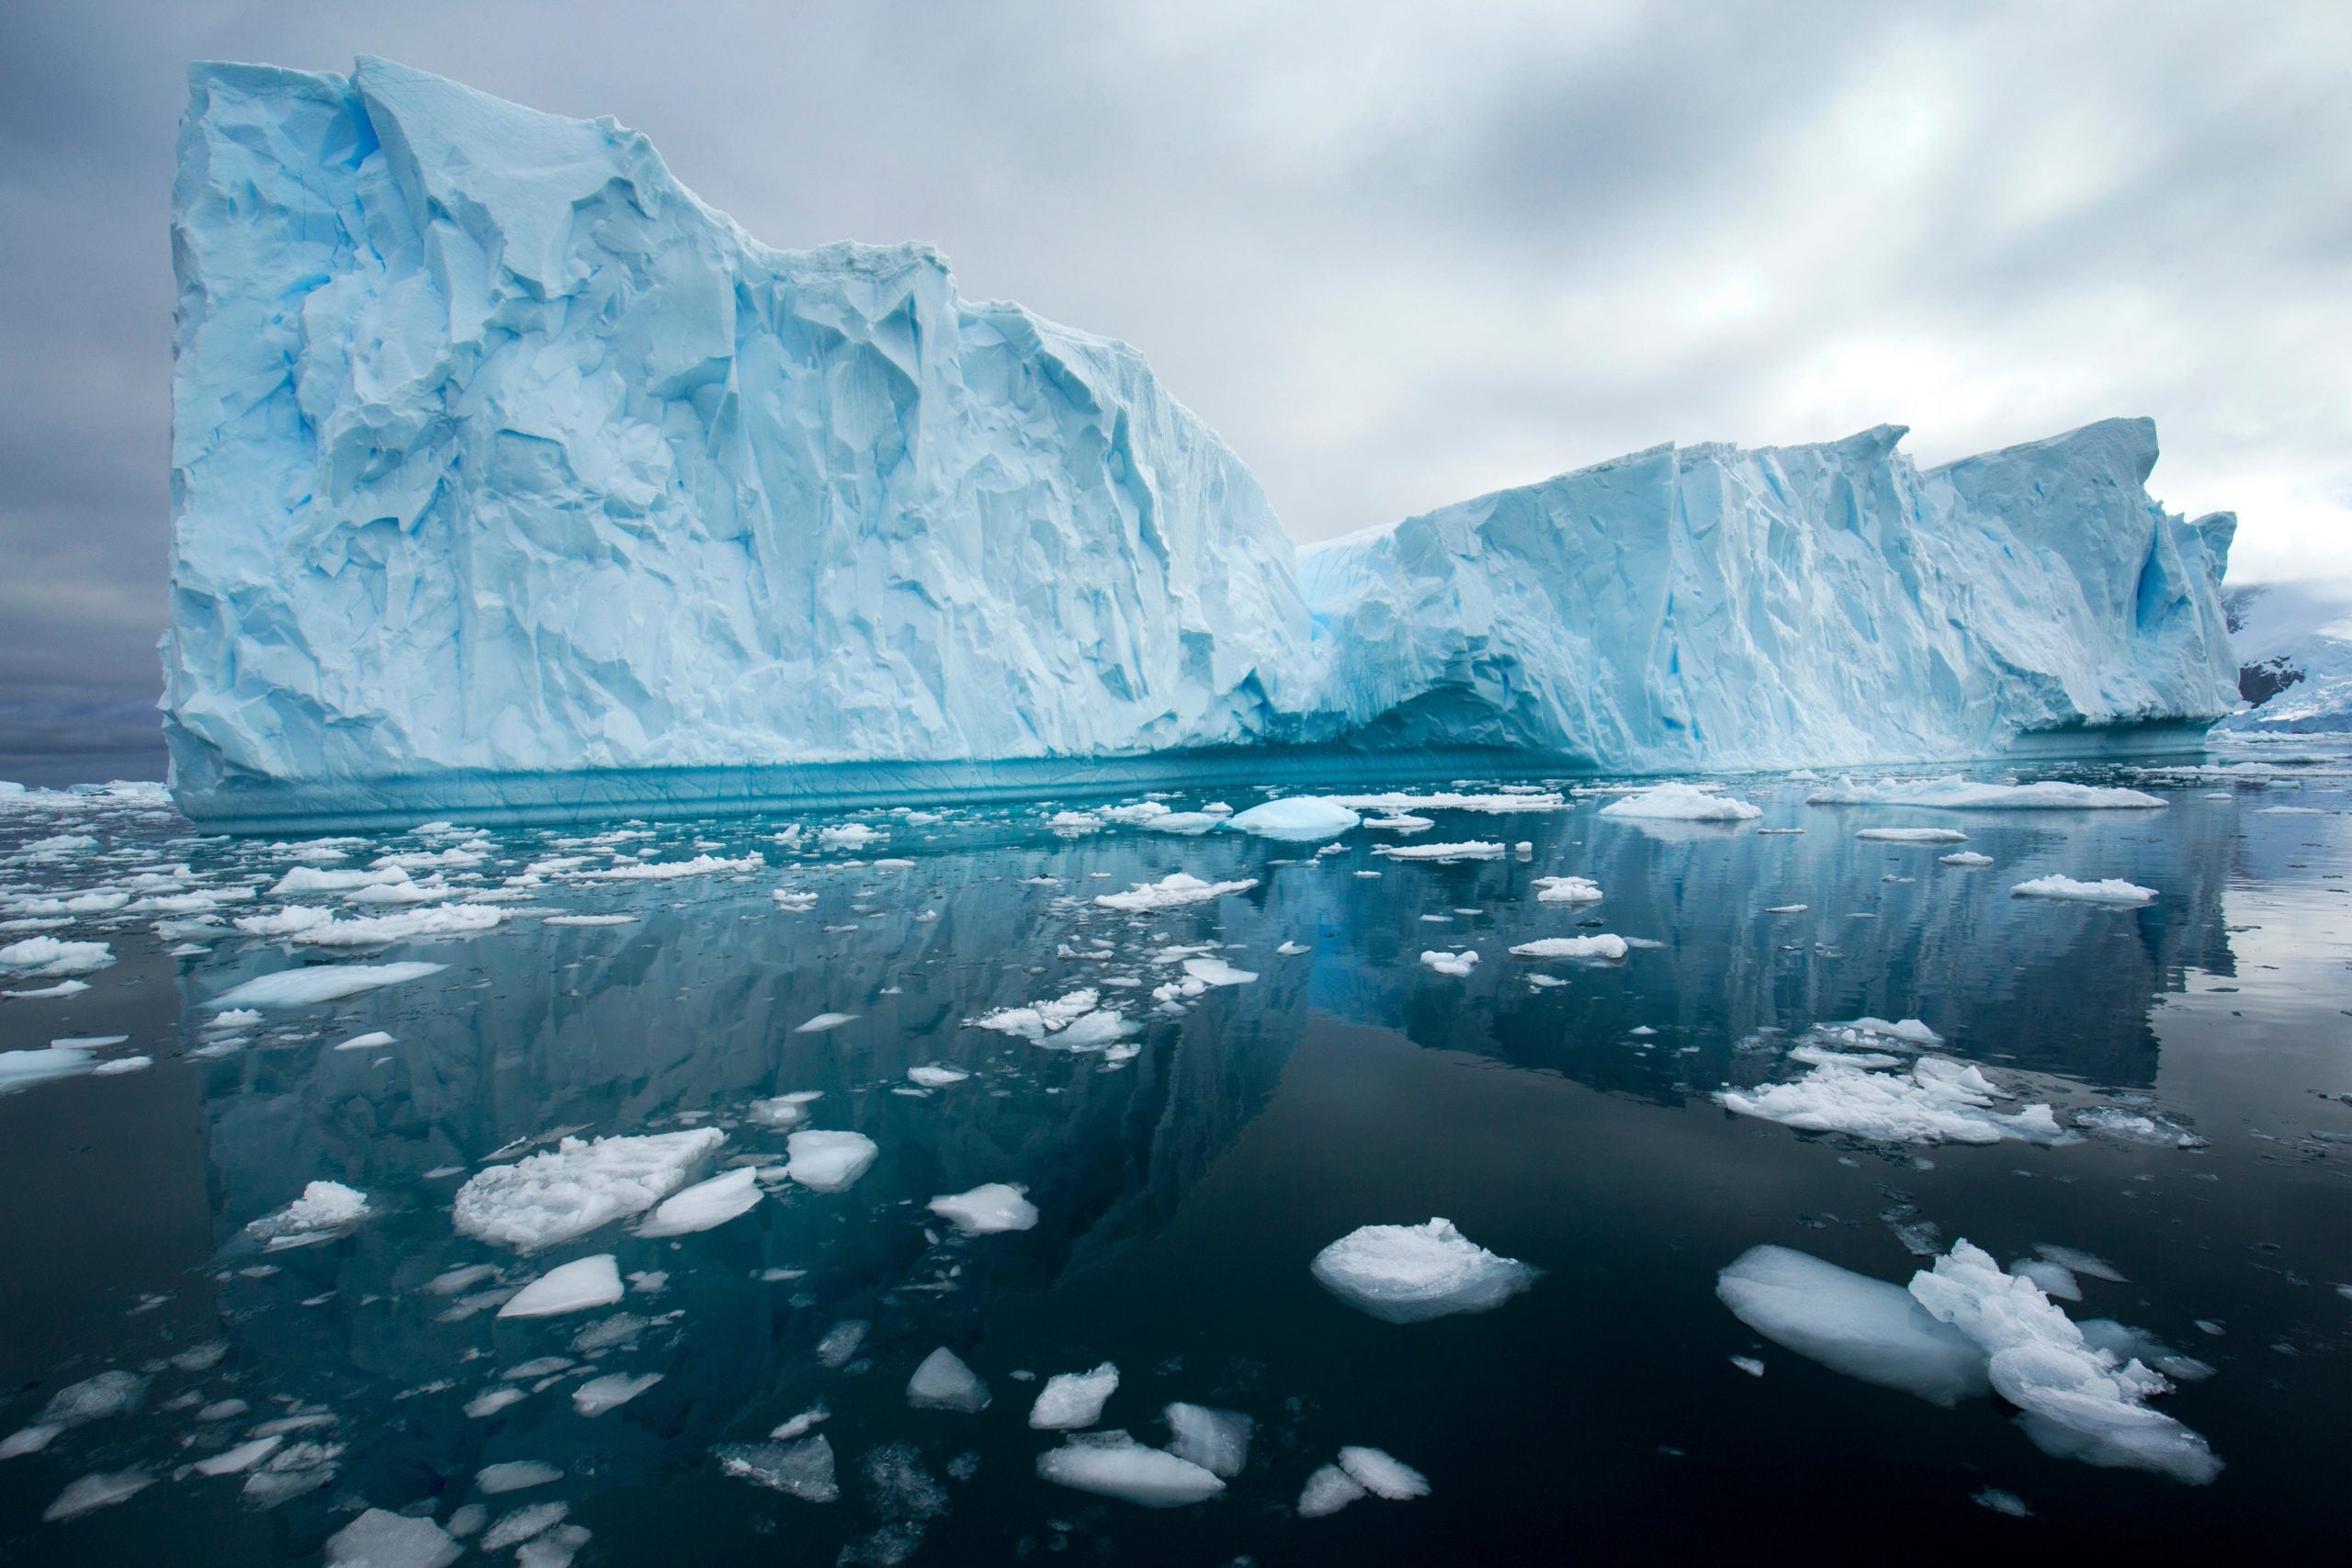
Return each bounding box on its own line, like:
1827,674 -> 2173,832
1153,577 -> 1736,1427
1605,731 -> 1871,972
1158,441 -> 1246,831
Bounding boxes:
1310,1218 -> 1539,1323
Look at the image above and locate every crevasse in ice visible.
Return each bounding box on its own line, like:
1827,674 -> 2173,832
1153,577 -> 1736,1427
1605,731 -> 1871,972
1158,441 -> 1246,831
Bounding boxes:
164,58 -> 2243,827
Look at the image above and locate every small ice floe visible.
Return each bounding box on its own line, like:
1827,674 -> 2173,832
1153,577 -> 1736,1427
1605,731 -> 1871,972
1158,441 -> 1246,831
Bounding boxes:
907,1065 -> 969,1089
1909,1240 -> 2221,1483
2008,1258 -> 2082,1301
772,888 -> 819,911
785,1131 -> 879,1192
906,1347 -> 990,1412
323,1508 -> 464,1568
1029,1363 -> 1119,1428
541,914 -> 636,928
212,962 -> 447,1008
0,936 -> 115,978
1311,1218 -> 1539,1323
572,1371 -> 662,1416
816,1321 -> 868,1369
973,988 -> 1139,1049
1372,840 -> 1503,863
1163,1404 -> 1250,1476
1036,1432 -> 1223,1506
1144,812 -> 1223,835
1094,873 -> 1259,912
1973,1487 -> 2031,1517
1337,1446 -> 1429,1500
40,1470 -> 152,1524
244,1180 -> 370,1249
1297,1463 -> 1365,1517
268,865 -> 409,897
1510,934 -> 1628,962
1362,813 -> 1434,833
1715,1022 -> 2061,1145
499,1256 -> 625,1318
1276,941 -> 1310,956
1179,956 -> 1254,987
235,906 -> 334,937
1857,828 -> 1968,843
819,824 -> 883,852
578,852 -> 764,881
1419,950 -> 1478,977
747,1090 -> 821,1129
1532,875 -> 1601,903
794,1011 -> 857,1033
927,1183 -> 1038,1236
332,1030 -> 396,1053
1599,784 -> 1761,822
1939,852 -> 1994,867
2033,1245 -> 2126,1283
1764,904 -> 1808,914
0,1044 -> 97,1093
770,1404 -> 830,1440
1333,790 -> 1570,816
2010,875 -> 2157,905
713,1436 -> 838,1501
194,1436 -> 283,1476
1226,797 -> 1361,840
1806,775 -> 2165,810
1729,1355 -> 1765,1377
2074,1107 -> 2205,1147
454,1128 -> 726,1249
478,1460 -> 564,1494
638,1168 -> 763,1237
2,978 -> 91,999
1716,1246 -> 1989,1405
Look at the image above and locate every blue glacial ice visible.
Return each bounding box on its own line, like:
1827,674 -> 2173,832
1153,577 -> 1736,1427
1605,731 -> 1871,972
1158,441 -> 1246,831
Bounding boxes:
163,58 -> 2245,829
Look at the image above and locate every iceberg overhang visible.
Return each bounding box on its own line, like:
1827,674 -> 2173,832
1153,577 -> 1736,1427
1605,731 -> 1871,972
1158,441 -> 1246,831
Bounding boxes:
163,59 -> 2241,829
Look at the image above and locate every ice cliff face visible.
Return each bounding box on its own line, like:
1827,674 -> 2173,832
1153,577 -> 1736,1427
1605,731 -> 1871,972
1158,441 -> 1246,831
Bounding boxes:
164,59 -> 1308,809
164,59 -> 2243,827
1298,420 -> 2240,772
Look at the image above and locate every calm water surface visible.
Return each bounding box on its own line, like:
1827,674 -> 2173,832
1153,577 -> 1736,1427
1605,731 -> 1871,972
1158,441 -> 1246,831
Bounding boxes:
0,761 -> 2346,1563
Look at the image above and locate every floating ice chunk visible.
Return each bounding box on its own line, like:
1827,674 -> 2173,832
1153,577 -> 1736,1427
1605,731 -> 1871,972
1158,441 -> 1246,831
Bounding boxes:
786,1131 -> 879,1193
1046,811 -> 1103,835
427,1263 -> 499,1295
2072,1107 -> 2204,1147
928,1183 -> 1038,1236
2,978 -> 90,998
1532,875 -> 1602,903
0,1424 -> 61,1459
906,1348 -> 989,1412
1338,1446 -> 1429,1500
1939,852 -> 1994,867
1181,956 -> 1255,987
1143,812 -> 1221,835
213,962 -> 447,1008
246,1180 -> 370,1247
1857,828 -> 1969,843
819,825 -> 882,851
2009,1259 -> 2082,1301
1277,941 -> 1310,955
1716,1045 -> 2064,1145
1849,1017 -> 1943,1046
541,914 -> 635,927
1372,840 -> 1503,863
637,1167 -> 763,1237
1419,950 -> 1478,977
1331,791 -> 1570,816
235,906 -> 333,936
499,1256 -> 624,1318
455,1129 -> 724,1249
194,1436 -> 283,1476
1296,1463 -> 1366,1517
477,1460 -> 564,1494
2075,1321 -> 2214,1382
0,936 -> 115,977
1310,1218 -> 1539,1323
572,1372 -> 662,1416
907,1065 -> 969,1089
1729,1355 -> 1766,1377
1600,784 -> 1761,822
40,1370 -> 147,1427
713,1436 -> 838,1501
1509,934 -> 1628,962
816,1321 -> 869,1369
481,1503 -> 569,1552
1029,1363 -> 1119,1428
1227,798 -> 1361,840
1908,1240 -> 2221,1483
1973,1487 -> 2031,1517
1094,873 -> 1258,911
771,889 -> 818,910
464,1388 -> 526,1419
794,1011 -> 857,1033
1035,1432 -> 1224,1506
1810,776 -> 2166,810
0,1044 -> 95,1092
269,865 -> 411,897
2011,875 -> 2157,905
41,1471 -> 153,1524
1100,802 -> 1172,825
333,1031 -> 396,1052
1715,1246 -> 1989,1406
973,988 -> 1103,1041
1162,1404 -> 1250,1476
577,852 -> 763,881
2034,1246 -> 2127,1283
747,1092 -> 820,1129
321,1508 -> 460,1568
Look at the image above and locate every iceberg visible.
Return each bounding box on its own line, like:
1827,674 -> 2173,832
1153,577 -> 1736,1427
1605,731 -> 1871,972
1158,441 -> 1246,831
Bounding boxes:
1035,1432 -> 1225,1507
164,59 -> 2243,829
1309,1218 -> 1539,1323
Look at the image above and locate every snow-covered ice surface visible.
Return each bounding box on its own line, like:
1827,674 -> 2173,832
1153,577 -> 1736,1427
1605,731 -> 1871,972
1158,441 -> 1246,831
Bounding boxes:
1310,1219 -> 1540,1323
2011,874 -> 2160,904
1599,784 -> 1762,822
0,763 -> 2340,1557
1028,1363 -> 1119,1429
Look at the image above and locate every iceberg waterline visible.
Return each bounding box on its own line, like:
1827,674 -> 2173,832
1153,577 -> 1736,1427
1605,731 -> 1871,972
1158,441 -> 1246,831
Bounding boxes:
163,58 -> 2240,829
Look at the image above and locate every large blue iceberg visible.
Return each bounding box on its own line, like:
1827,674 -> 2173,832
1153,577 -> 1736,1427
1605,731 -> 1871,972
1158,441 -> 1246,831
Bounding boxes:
163,59 -> 2242,828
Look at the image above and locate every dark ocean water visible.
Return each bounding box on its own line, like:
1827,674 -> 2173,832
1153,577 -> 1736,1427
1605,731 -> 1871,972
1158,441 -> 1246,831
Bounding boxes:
0,759 -> 2345,1564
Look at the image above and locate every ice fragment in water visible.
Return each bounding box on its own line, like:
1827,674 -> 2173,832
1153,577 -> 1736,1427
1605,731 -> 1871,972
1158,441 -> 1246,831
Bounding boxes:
245,1180 -> 369,1247
1181,956 -> 1256,987
1296,1463 -> 1366,1517
1276,941 -> 1310,955
793,1011 -> 857,1033
785,1130 -> 879,1192
1310,1218 -> 1539,1323
1226,798 -> 1361,840
2008,1258 -> 2082,1301
1973,1487 -> 2031,1517
212,962 -> 446,1008
333,1030 -> 396,1052
927,1183 -> 1039,1236
1729,1355 -> 1766,1377
1715,1245 -> 1989,1406
817,1321 -> 869,1369
2010,875 -> 2157,905
39,1370 -> 147,1427
1510,934 -> 1628,962
1600,784 -> 1761,821
637,1167 -> 763,1236
2033,1245 -> 2127,1283
713,1436 -> 838,1502
1162,1403 -> 1251,1476
1715,1039 -> 2065,1145
1939,851 -> 1994,866
481,1503 -> 569,1552
746,1091 -> 819,1128
905,1348 -> 989,1412
1338,1446 -> 1430,1499
572,1372 -> 662,1416
40,1469 -> 151,1524
322,1508 -> 460,1568
194,1436 -> 283,1476
0,936 -> 115,977
1035,1431 -> 1225,1506
454,1129 -> 724,1249
1532,875 -> 1602,903
498,1256 -> 624,1318
1094,873 -> 1259,911
1856,827 -> 1969,842
0,1045 -> 96,1092
906,1065 -> 969,1089
476,1460 -> 564,1494
1028,1363 -> 1119,1429
1810,776 -> 2166,810
1419,949 -> 1478,976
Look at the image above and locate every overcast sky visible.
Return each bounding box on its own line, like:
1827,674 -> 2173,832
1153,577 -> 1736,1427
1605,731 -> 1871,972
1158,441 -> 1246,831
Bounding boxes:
4,0 -> 2347,768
